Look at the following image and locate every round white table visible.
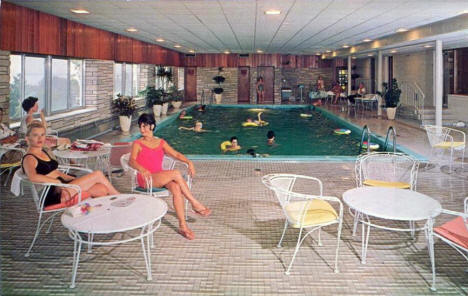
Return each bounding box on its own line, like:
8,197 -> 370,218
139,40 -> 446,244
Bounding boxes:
61,194 -> 168,288
343,187 -> 441,290
53,147 -> 111,173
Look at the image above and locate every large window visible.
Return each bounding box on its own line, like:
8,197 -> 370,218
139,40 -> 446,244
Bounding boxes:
114,63 -> 140,97
155,66 -> 173,91
9,54 -> 84,119
177,67 -> 184,90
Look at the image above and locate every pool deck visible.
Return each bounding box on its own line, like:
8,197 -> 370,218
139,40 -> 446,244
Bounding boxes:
1,104 -> 467,295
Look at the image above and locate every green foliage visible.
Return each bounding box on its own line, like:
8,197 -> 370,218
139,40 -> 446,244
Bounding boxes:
213,87 -> 224,94
381,78 -> 402,108
167,86 -> 184,102
113,94 -> 136,117
142,86 -> 165,107
212,68 -> 225,94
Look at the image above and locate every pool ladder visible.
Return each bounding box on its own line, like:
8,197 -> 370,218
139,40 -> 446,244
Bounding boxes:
383,126 -> 397,152
201,89 -> 214,105
358,125 -> 371,154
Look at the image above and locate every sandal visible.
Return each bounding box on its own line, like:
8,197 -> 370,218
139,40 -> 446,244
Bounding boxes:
192,207 -> 212,217
178,228 -> 195,240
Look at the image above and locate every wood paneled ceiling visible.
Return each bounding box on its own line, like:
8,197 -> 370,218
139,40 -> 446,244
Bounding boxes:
6,0 -> 468,55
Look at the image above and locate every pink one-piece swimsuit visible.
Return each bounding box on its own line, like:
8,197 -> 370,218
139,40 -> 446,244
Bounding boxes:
135,139 -> 165,188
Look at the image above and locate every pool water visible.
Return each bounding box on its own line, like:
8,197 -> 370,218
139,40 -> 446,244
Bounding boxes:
153,106 -> 363,157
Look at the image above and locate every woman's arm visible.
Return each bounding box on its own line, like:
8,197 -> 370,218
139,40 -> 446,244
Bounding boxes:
128,141 -> 152,179
23,155 -> 61,184
162,141 -> 195,176
40,110 -> 48,130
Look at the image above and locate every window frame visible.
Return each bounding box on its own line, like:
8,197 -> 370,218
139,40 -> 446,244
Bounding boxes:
114,62 -> 140,98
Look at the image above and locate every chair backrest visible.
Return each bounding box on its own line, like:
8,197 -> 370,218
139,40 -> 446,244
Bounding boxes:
262,174 -> 323,208
110,142 -> 132,167
424,125 -> 450,147
355,152 -> 419,190
12,168 -> 47,212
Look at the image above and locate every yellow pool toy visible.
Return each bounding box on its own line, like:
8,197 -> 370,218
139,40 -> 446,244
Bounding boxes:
220,141 -> 241,151
300,113 -> 312,118
242,121 -> 269,127
334,128 -> 351,135
360,141 -> 380,150
179,116 -> 193,120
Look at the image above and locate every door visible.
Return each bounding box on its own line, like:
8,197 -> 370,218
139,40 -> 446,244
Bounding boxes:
184,67 -> 197,102
257,66 -> 274,104
238,67 -> 250,103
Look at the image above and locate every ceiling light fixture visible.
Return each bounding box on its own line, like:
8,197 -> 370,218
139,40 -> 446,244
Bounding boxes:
70,8 -> 90,14
342,45 -> 350,48
156,38 -> 165,42
265,9 -> 281,15
315,52 -> 321,55
390,50 -> 397,53
174,44 -> 182,48
459,10 -> 468,14
126,28 -> 138,32
367,54 -> 374,56
396,28 -> 408,33
351,56 -> 356,59
189,50 -> 195,53
424,44 -> 432,48
325,50 -> 331,53
257,49 -> 263,53
224,50 -> 230,54
363,38 -> 372,42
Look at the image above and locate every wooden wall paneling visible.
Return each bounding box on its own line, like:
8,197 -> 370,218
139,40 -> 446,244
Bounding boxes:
132,40 -> 146,64
184,54 -> 197,67
0,2 -> 18,51
97,30 -> 115,60
238,55 -> 251,67
227,54 -> 239,67
38,12 -> 66,55
115,35 -> 133,62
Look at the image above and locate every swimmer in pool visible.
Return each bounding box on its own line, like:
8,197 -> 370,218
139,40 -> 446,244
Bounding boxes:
197,105 -> 206,112
245,112 -> 266,126
221,136 -> 241,152
267,130 -> 276,145
179,110 -> 188,119
179,121 -> 209,132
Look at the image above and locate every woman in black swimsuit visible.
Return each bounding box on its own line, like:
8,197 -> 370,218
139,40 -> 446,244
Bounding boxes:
22,121 -> 119,208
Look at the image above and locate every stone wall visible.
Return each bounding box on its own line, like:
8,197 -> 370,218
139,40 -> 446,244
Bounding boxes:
0,51 -> 10,124
196,67 -> 238,104
139,64 -> 155,91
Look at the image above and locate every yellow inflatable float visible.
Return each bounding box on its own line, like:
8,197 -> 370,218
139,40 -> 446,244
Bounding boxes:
220,141 -> 241,151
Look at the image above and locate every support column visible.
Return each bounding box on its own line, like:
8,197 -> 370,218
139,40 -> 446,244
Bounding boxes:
347,56 -> 352,96
435,40 -> 443,127
377,51 -> 383,116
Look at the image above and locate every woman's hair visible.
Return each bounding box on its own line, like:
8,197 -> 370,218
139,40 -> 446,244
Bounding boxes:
267,130 -> 275,139
138,113 -> 156,130
26,120 -> 45,136
22,96 -> 39,112
230,136 -> 238,142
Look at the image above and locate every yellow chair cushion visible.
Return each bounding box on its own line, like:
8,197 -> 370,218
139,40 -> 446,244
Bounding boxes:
434,141 -> 465,149
363,179 -> 410,189
285,199 -> 338,228
0,161 -> 21,168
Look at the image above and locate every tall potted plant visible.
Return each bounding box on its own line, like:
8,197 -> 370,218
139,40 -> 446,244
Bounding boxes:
168,85 -> 183,110
142,86 -> 164,117
381,78 -> 402,120
113,94 -> 136,135
213,67 -> 225,104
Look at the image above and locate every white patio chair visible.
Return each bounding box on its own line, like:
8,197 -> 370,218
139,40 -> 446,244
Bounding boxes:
0,145 -> 25,186
11,165 -> 92,257
120,153 -> 188,218
423,125 -> 466,173
261,174 -> 343,275
107,142 -> 132,182
431,197 -> 468,290
353,152 -> 420,235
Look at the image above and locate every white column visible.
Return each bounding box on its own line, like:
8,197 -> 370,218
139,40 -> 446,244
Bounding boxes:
347,56 -> 352,96
377,51 -> 383,116
435,40 -> 443,127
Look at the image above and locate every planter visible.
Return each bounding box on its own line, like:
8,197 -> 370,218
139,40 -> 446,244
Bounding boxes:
172,101 -> 182,110
119,115 -> 132,135
386,107 -> 397,120
153,104 -> 162,117
161,102 -> 169,115
214,94 -> 222,104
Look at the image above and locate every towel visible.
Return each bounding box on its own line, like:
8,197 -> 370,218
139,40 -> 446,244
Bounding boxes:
10,168 -> 22,197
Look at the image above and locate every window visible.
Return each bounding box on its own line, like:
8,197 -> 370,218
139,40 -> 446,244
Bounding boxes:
8,54 -> 84,120
178,67 -> 184,90
114,63 -> 140,98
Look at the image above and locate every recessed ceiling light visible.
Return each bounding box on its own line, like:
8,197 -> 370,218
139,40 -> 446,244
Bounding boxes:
156,38 -> 165,42
459,10 -> 468,14
189,50 -> 195,53
396,28 -> 408,33
367,54 -> 374,56
315,52 -> 321,55
390,50 -> 397,53
224,50 -> 230,54
325,50 -> 331,53
70,8 -> 90,14
126,28 -> 138,32
174,44 -> 182,48
363,38 -> 372,42
424,44 -> 432,48
351,56 -> 356,59
342,45 -> 350,48
265,9 -> 281,15
257,49 -> 263,53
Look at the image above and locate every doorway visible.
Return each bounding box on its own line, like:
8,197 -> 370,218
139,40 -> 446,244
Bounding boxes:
184,67 -> 197,102
238,67 -> 250,103
256,66 -> 274,104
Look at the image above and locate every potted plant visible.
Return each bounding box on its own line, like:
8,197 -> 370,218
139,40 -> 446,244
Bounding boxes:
161,91 -> 170,116
142,86 -> 164,117
113,94 -> 136,135
380,78 -> 402,120
213,67 -> 225,104
168,86 -> 183,110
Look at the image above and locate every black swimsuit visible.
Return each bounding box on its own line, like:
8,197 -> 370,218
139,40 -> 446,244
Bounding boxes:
22,150 -> 62,207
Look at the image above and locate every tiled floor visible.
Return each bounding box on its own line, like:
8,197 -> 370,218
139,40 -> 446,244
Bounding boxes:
1,104 -> 467,295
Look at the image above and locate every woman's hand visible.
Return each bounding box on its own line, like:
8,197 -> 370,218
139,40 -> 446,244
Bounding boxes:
141,169 -> 152,180
188,161 -> 196,177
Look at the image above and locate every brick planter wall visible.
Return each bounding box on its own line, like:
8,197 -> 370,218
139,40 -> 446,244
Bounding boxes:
0,51 -> 10,124
196,68 -> 238,104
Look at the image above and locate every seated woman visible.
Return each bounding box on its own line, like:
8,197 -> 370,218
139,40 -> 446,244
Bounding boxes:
357,82 -> 366,96
220,136 -> 241,152
178,121 -> 209,132
130,114 -> 211,240
331,82 -> 342,104
20,96 -> 71,147
22,121 -> 119,209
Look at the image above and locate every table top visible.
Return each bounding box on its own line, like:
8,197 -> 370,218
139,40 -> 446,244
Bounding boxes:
343,187 -> 441,221
61,194 -> 168,234
53,147 -> 110,159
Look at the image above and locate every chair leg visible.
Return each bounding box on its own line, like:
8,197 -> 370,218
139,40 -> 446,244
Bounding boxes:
352,211 -> 361,236
26,212 -> 44,257
317,228 -> 322,246
425,219 -> 437,291
277,220 -> 288,248
334,219 -> 343,273
285,227 -> 304,275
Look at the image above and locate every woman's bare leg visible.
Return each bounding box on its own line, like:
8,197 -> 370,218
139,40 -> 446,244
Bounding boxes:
166,181 -> 194,240
63,170 -> 119,199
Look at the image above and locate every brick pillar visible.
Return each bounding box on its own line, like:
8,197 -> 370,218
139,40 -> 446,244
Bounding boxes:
0,50 -> 10,124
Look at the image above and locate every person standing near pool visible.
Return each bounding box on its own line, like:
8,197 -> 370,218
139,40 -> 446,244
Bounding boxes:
256,77 -> 265,103
129,113 -> 211,240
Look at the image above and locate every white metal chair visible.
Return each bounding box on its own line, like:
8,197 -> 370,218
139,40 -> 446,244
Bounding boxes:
0,145 -> 25,186
107,142 -> 132,182
353,152 -> 420,235
262,174 -> 343,275
120,153 -> 189,218
11,165 -> 92,257
423,125 -> 466,173
430,197 -> 468,290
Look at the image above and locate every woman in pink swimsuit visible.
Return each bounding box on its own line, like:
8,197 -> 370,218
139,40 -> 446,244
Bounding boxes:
129,114 -> 211,240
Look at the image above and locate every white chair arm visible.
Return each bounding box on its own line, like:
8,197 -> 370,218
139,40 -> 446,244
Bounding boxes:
58,165 -> 93,174
440,208 -> 468,219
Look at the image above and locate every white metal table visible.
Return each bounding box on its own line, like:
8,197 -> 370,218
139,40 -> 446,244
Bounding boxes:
61,194 -> 168,288
53,147 -> 111,174
343,187 -> 442,290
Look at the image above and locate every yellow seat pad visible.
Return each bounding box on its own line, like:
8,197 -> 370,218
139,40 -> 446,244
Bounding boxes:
0,161 -> 21,168
434,141 -> 465,149
363,179 -> 410,189
285,199 -> 338,228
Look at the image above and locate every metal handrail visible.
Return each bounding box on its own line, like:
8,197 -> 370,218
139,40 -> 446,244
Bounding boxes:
399,81 -> 425,122
359,125 -> 371,154
383,126 -> 397,152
